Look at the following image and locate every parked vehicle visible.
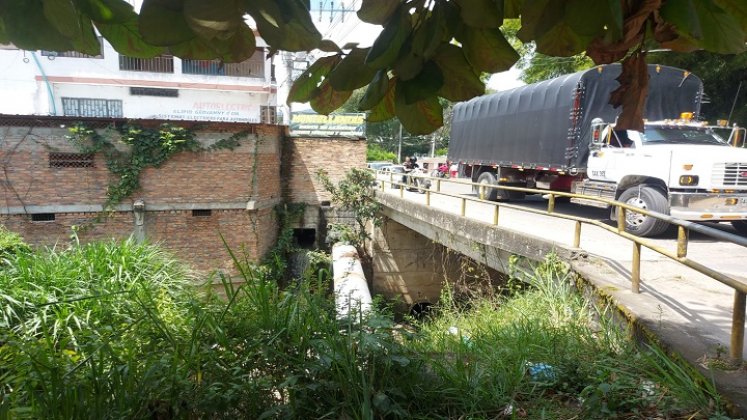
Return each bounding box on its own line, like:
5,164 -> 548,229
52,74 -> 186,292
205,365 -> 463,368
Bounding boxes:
376,165 -> 406,189
449,64 -> 747,237
367,161 -> 393,170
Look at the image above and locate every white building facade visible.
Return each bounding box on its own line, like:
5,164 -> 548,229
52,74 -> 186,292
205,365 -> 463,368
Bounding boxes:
0,36 -> 281,124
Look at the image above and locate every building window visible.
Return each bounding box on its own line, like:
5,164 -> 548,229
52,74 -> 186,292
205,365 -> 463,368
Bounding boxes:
182,48 -> 265,77
62,97 -> 123,118
31,213 -> 56,222
41,38 -> 104,59
192,209 -> 212,217
260,106 -> 278,124
49,152 -> 95,168
130,87 -> 179,97
119,55 -> 174,73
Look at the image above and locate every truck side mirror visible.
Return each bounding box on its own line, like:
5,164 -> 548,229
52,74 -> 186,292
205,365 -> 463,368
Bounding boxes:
590,118 -> 606,150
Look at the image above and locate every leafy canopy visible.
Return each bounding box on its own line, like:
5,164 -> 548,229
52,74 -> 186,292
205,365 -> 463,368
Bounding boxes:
2,0 -> 746,133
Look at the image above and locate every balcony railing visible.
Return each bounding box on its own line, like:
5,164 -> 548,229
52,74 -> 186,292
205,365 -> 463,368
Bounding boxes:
182,57 -> 265,78
119,55 -> 174,73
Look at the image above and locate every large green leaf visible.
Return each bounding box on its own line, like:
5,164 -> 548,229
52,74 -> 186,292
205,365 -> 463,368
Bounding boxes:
183,0 -> 242,41
518,0 -> 597,56
393,50 -> 424,81
714,0 -> 747,29
246,0 -> 322,52
169,24 -> 256,61
410,4 -> 447,60
358,70 -> 390,111
79,0 -> 135,24
327,48 -> 378,91
139,0 -> 195,46
43,0 -> 81,39
0,16 -> 8,44
394,91 -> 443,135
310,80 -> 353,115
287,55 -> 342,104
460,26 -> 519,72
357,0 -> 401,25
396,64 -> 444,105
96,17 -> 164,58
1,0 -> 74,51
365,8 -> 411,69
660,0 -> 746,54
433,44 -> 484,101
454,0 -> 503,28
368,78 -> 397,122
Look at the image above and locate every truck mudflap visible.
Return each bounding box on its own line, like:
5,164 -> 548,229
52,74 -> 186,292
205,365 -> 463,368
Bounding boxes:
669,192 -> 747,221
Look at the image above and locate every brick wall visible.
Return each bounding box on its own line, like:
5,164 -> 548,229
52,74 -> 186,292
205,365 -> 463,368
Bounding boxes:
1,115 -> 283,273
282,136 -> 367,204
1,116 -> 367,274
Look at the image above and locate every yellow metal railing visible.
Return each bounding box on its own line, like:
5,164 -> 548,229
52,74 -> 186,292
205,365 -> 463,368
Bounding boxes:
374,169 -> 747,361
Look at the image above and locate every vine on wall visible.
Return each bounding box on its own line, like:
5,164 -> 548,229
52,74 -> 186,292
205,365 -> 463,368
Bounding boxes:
66,123 -> 249,209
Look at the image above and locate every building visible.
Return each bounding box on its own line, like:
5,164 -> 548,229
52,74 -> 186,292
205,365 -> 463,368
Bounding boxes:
0,31 -> 280,124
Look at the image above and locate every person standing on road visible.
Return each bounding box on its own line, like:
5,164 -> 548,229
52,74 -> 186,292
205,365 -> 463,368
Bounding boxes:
450,161 -> 458,178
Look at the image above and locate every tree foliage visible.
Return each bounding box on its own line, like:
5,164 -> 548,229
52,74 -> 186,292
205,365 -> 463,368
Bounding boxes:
1,0 -> 746,133
646,50 -> 747,126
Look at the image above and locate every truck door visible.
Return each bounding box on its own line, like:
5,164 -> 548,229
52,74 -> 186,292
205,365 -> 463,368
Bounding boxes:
588,129 -> 635,182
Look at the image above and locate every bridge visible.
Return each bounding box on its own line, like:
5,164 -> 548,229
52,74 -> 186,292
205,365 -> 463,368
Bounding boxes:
368,173 -> 747,414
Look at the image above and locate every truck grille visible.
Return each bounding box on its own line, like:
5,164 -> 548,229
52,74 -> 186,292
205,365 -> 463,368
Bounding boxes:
712,162 -> 747,187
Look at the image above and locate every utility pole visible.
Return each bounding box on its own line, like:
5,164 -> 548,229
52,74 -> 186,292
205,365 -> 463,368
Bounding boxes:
397,122 -> 403,163
430,133 -> 436,157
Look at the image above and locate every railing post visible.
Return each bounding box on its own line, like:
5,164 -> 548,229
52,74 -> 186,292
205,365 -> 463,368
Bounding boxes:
380,180 -> 384,191
400,183 -> 404,198
461,198 -> 466,216
631,242 -> 641,293
617,207 -> 626,233
426,190 -> 431,206
573,221 -> 581,248
547,194 -> 555,213
436,179 -> 441,192
493,205 -> 499,225
677,226 -> 688,258
731,290 -> 746,363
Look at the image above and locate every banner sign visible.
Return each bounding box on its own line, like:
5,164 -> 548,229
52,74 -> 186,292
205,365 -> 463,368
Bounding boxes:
290,113 -> 365,137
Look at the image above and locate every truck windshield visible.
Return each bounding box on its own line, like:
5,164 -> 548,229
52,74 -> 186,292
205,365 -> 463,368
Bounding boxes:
641,127 -> 727,145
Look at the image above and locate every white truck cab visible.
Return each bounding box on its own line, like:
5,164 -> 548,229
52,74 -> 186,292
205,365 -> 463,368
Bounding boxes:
581,119 -> 747,236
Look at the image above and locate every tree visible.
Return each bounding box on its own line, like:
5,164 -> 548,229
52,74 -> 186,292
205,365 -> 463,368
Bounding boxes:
1,1 -> 746,134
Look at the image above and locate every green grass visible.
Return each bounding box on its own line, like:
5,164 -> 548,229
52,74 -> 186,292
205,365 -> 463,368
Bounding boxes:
0,235 -> 731,419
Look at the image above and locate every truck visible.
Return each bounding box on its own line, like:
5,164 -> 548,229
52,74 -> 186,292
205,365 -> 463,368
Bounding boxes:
449,64 -> 747,237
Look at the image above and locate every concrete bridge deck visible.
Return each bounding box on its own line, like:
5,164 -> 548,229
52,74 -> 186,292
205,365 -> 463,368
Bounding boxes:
373,184 -> 747,415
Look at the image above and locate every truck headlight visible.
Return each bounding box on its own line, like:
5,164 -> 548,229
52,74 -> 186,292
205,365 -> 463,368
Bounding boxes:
679,175 -> 699,186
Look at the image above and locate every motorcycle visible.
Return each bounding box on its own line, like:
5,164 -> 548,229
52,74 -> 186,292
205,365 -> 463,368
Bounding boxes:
404,167 -> 431,193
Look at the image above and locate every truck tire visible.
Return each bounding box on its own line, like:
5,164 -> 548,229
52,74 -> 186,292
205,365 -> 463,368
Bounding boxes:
732,221 -> 747,236
616,185 -> 670,237
477,172 -> 499,201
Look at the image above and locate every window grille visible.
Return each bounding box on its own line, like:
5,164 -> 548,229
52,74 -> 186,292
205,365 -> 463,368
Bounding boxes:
260,106 -> 278,124
41,38 -> 104,58
62,97 -> 123,118
182,48 -> 265,77
49,153 -> 95,168
192,209 -> 212,217
31,213 -> 55,222
119,55 -> 174,73
130,87 -> 179,97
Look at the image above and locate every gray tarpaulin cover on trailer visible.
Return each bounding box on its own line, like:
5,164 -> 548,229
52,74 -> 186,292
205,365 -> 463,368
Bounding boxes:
449,64 -> 703,170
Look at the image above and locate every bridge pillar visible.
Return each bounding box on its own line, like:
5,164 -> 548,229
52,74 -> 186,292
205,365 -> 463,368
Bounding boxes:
370,218 -> 445,312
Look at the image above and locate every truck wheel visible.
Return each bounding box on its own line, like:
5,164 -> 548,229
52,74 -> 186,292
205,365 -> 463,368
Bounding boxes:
616,185 -> 670,237
732,221 -> 747,236
477,172 -> 499,201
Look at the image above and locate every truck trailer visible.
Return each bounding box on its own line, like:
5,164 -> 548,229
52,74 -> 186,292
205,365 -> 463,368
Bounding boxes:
449,64 -> 747,237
